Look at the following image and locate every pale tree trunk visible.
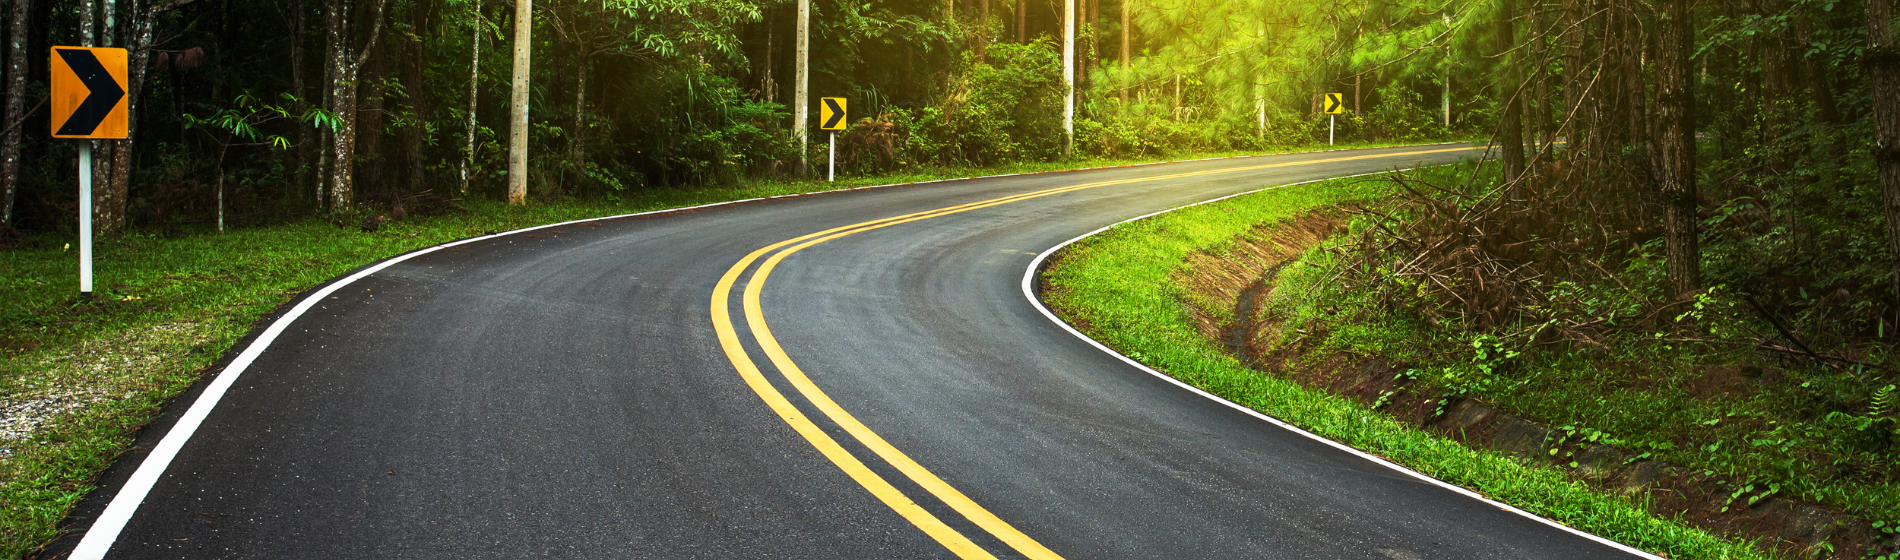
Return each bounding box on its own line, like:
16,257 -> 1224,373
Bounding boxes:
1119,0 -> 1129,103
506,0 -> 530,204
1870,0 -> 1900,300
1062,0 -> 1072,156
94,0 -> 118,224
461,3 -> 481,196
795,0 -> 808,175
1659,0 -> 1699,296
1,0 -> 29,226
327,0 -> 392,209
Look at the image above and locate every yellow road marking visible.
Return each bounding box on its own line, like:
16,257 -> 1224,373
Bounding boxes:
709,145 -> 1482,559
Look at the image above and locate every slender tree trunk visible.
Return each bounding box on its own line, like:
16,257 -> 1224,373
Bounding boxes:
1062,0 -> 1073,156
1016,0 -> 1025,43
976,0 -> 987,61
402,0 -> 427,199
1496,0 -> 1526,183
292,0 -> 313,205
1,0 -> 28,226
1659,0 -> 1698,296
570,56 -> 586,172
795,0 -> 808,175
1119,0 -> 1128,103
461,2 -> 481,196
1797,13 -> 1841,125
1870,0 -> 1900,300
506,0 -> 530,203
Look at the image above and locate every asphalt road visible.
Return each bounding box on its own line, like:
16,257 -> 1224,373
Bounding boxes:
44,144 -> 1656,559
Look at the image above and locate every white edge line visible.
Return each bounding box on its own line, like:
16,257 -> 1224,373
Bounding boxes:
1016,168 -> 1669,560
66,142 -> 1470,560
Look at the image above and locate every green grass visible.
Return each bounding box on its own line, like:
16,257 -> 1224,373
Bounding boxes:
1037,170 -> 1774,560
0,139 -> 1463,559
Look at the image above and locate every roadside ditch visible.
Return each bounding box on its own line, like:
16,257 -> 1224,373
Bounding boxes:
1169,209 -> 1896,560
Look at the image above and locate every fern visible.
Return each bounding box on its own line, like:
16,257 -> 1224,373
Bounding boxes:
1875,384 -> 1898,417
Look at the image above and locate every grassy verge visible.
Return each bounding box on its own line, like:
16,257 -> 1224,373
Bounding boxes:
0,139 -> 1458,558
1036,168 -> 1771,560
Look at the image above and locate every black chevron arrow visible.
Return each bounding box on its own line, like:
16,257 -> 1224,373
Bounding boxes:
822,98 -> 846,130
56,49 -> 125,137
1325,94 -> 1342,114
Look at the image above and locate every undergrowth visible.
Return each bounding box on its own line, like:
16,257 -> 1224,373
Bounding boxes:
1040,166 -> 1773,560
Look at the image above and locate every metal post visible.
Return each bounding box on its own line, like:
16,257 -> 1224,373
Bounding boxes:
1329,115 -> 1335,146
79,142 -> 93,297
828,132 -> 836,182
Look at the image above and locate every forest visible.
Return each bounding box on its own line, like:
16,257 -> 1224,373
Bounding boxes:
4,0 -> 1900,555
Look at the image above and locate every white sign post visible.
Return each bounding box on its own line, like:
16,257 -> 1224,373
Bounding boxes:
78,143 -> 93,297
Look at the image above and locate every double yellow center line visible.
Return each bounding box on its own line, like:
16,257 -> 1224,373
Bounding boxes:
707,146 -> 1479,559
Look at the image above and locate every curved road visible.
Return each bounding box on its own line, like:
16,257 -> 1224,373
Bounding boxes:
44,144 -> 1654,559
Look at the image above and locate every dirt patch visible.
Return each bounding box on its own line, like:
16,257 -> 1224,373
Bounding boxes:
1170,208 -> 1885,560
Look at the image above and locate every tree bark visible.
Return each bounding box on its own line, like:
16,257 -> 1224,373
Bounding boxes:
1659,0 -> 1699,296
569,56 -> 586,177
1119,0 -> 1128,103
1,0 -> 29,226
1496,0 -> 1525,183
1797,12 -> 1841,125
506,0 -> 531,203
1871,0 -> 1900,300
327,0 -> 392,209
402,0 -> 428,198
1016,0 -> 1025,43
461,1 -> 481,196
795,0 -> 808,175
976,0 -> 987,60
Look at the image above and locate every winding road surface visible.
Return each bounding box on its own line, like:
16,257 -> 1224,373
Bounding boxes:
44,144 -> 1656,559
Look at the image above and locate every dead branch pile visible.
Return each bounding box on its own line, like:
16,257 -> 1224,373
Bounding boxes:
1335,162 -> 1668,349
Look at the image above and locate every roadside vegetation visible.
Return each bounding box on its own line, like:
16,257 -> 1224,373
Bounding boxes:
1038,168 -> 1771,560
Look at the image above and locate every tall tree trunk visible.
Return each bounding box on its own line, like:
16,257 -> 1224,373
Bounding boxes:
327,0 -> 391,209
102,0 -> 201,237
506,0 -> 530,203
1870,0 -> 1900,300
1119,0 -> 1128,103
1659,0 -> 1698,296
402,0 -> 428,199
461,1 -> 481,196
358,32 -> 386,205
794,0 -> 808,175
1797,12 -> 1841,125
1496,0 -> 1526,183
1,0 -> 28,227
976,0 -> 987,60
292,0 -> 313,206
570,57 -> 586,167
1016,0 -> 1025,43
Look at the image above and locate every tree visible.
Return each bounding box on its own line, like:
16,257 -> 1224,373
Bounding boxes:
1873,0 -> 1900,300
1658,0 -> 1698,296
507,0 -> 531,204
325,0 -> 393,209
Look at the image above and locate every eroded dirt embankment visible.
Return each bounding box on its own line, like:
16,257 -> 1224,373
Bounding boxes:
1172,209 -> 1891,560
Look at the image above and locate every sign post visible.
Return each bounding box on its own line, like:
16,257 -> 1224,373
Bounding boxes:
1323,93 -> 1345,146
51,46 -> 130,299
820,97 -> 846,182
